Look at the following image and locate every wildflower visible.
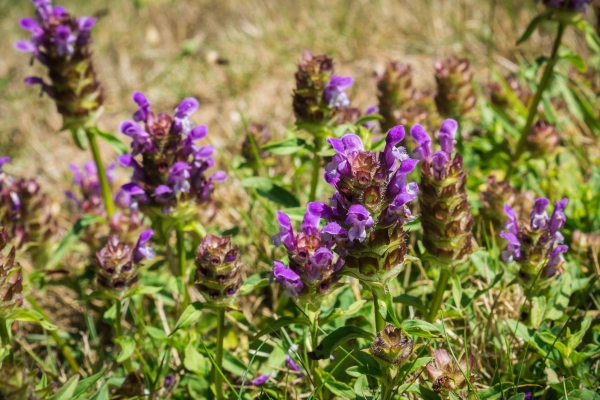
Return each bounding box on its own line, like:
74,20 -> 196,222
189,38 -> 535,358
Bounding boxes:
117,93 -> 225,216
411,120 -> 475,269
67,161 -> 116,216
285,355 -> 303,377
434,56 -> 477,120
94,230 -> 154,292
376,62 -> 414,131
526,120 -> 561,157
426,349 -> 476,398
310,126 -> 419,287
479,175 -> 534,233
15,0 -> 104,129
251,373 -> 274,386
271,209 -> 344,306
163,374 -> 175,388
0,229 -> 23,313
194,235 -> 243,307
324,75 -> 354,109
0,158 -> 57,249
501,197 -> 568,288
370,324 -> 414,368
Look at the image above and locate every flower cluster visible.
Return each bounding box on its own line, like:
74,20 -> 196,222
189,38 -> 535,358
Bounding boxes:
434,57 -> 477,120
411,120 -> 474,268
117,93 -> 225,216
194,235 -> 243,307
309,126 -> 419,286
370,324 -> 414,368
292,51 -> 354,126
272,209 -> 344,307
501,197 -> 568,287
94,230 -> 154,292
0,229 -> 23,313
67,161 -> 116,216
0,157 -> 57,249
479,175 -> 534,233
15,0 -> 104,128
426,349 -> 476,399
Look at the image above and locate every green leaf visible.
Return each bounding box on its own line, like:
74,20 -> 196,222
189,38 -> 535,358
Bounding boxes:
262,138 -> 306,155
47,375 -> 80,400
393,294 -> 427,313
354,375 -> 375,400
345,364 -> 383,378
548,377 -> 581,394
530,296 -> 547,328
116,336 -> 136,362
239,273 -> 270,295
184,342 -> 210,376
477,382 -> 514,400
401,320 -> 443,339
517,12 -> 550,45
561,390 -> 600,400
47,214 -> 104,269
93,128 -> 129,155
320,300 -> 367,325
398,356 -> 434,376
560,52 -> 587,73
73,369 -> 106,398
451,275 -> 462,308
504,319 -> 534,342
251,316 -> 310,341
171,302 -> 203,334
5,308 -> 57,331
69,127 -> 89,150
324,378 -> 354,398
406,384 -> 441,400
89,385 -> 109,400
125,285 -> 163,297
222,349 -> 248,376
308,326 -> 374,360
508,394 -> 525,400
240,177 -> 299,207
145,326 -> 168,340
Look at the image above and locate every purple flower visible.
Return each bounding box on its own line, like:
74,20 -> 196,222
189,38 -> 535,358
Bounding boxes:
285,355 -> 303,377
530,198 -> 549,229
163,374 -> 174,388
272,211 -> 296,251
120,121 -> 152,156
525,392 -> 533,400
54,25 -> 76,56
345,205 -> 374,242
410,120 -> 459,180
250,373 -> 273,386
133,230 -> 154,263
168,162 -> 191,194
324,75 -> 353,108
549,198 -> 567,235
0,157 -> 10,170
273,261 -> 303,298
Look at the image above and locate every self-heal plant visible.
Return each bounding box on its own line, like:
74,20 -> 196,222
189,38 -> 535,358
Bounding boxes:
434,57 -> 477,121
15,0 -> 115,218
118,92 -> 225,309
292,50 -> 355,201
0,228 -> 22,361
0,157 -> 57,252
501,198 -> 568,292
309,125 -> 419,330
410,120 -> 475,321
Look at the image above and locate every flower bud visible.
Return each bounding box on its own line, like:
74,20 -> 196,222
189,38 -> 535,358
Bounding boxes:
479,176 -> 534,233
194,235 -> 243,307
370,324 -> 414,368
526,120 -> 561,157
434,57 -> 477,120
411,120 -> 474,269
376,62 -> 414,131
94,230 -> 154,292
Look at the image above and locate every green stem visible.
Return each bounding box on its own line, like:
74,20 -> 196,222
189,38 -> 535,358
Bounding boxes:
85,129 -> 115,218
115,300 -> 133,373
0,318 -> 13,364
309,135 -> 324,202
511,22 -> 565,169
372,290 -> 385,333
176,228 -> 189,310
215,308 -> 225,400
27,295 -> 80,373
308,310 -> 322,398
427,269 -> 451,322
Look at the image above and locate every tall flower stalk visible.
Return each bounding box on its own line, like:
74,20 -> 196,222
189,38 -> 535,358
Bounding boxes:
292,51 -> 354,201
194,235 -> 243,400
15,0 -> 114,217
310,126 -> 419,331
117,92 -> 225,308
410,120 -> 474,322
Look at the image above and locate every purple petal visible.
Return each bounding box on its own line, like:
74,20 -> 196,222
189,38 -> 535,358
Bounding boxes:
301,208 -> 321,235
69,164 -> 83,185
327,138 -> 345,154
134,229 -> 155,263
384,125 -> 406,168
77,16 -> 97,31
530,198 -> 550,229
410,124 -> 431,159
341,134 -> 364,154
438,119 -> 458,154
211,170 -> 226,182
397,158 -> 419,174
549,198 -> 568,234
274,211 -> 295,251
122,182 -> 145,196
175,97 -> 200,119
189,125 -> 208,140
14,40 -> 36,53
0,157 -> 10,170
503,203 -> 519,235
19,18 -> 40,31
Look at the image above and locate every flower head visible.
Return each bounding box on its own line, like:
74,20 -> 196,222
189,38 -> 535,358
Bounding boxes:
118,93 -> 225,215
370,324 -> 414,367
434,56 -> 476,119
426,349 -> 476,398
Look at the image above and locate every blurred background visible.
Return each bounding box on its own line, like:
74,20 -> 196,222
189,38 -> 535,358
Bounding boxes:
0,0 -> 596,242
